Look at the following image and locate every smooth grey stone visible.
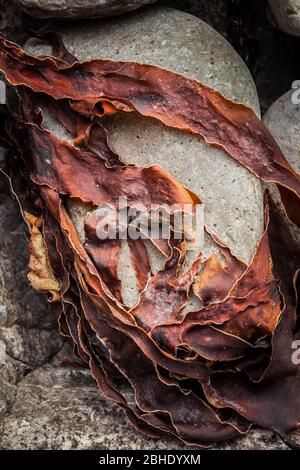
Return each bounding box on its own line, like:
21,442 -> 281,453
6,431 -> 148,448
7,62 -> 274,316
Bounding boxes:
0,363 -> 289,449
0,325 -> 63,367
17,0 -> 157,19
0,356 -> 20,419
263,89 -> 300,175
0,6 -> 293,452
268,0 -> 300,37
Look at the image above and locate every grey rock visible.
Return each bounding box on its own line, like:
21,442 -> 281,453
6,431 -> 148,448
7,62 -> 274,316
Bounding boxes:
0,365 -> 180,450
0,354 -> 26,419
0,184 -> 55,329
160,0 -> 229,40
0,0 -> 24,43
17,0 -> 157,20
268,0 -> 300,37
0,325 -> 63,367
57,6 -> 260,113
0,7 -> 279,450
0,306 -> 7,327
0,339 -> 5,368
27,6 -> 264,307
263,89 -> 300,174
0,364 -> 288,449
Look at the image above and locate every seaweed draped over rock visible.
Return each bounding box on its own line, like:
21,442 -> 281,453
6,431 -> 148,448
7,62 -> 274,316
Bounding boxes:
0,34 -> 299,447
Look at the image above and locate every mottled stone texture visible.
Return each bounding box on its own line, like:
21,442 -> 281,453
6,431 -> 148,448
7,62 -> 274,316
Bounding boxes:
263,89 -> 300,174
0,356 -> 288,450
0,3 -> 292,451
28,6 -> 263,267
268,0 -> 300,37
17,0 -> 157,19
0,173 -> 63,428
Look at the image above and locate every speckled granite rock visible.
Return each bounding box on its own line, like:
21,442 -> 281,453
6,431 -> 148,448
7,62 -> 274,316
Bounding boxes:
0,181 -> 54,329
17,0 -> 157,19
26,7 -> 263,298
268,0 -> 300,37
263,89 -> 300,174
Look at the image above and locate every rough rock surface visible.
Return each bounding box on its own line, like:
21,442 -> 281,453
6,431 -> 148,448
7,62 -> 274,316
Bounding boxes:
17,0 -> 157,20
27,6 -> 263,281
0,180 -> 54,330
0,172 -> 63,421
0,176 -> 62,341
263,89 -> 300,174
0,0 -> 24,43
268,0 -> 300,37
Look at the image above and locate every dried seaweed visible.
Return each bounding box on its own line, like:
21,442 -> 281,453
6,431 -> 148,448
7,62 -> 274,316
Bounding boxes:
0,34 -> 299,447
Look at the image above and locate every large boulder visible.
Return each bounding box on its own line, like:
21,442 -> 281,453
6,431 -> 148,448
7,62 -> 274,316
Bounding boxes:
263,89 -> 300,174
17,0 -> 157,20
268,0 -> 300,37
26,6 -> 263,306
0,174 -> 63,367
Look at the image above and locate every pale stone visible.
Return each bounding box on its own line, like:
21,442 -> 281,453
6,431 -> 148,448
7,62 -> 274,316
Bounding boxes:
0,5 -> 293,452
0,187 -> 55,329
268,0 -> 300,37
0,325 -> 63,367
0,363 -> 288,449
26,6 -> 263,307
17,0 -> 157,19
